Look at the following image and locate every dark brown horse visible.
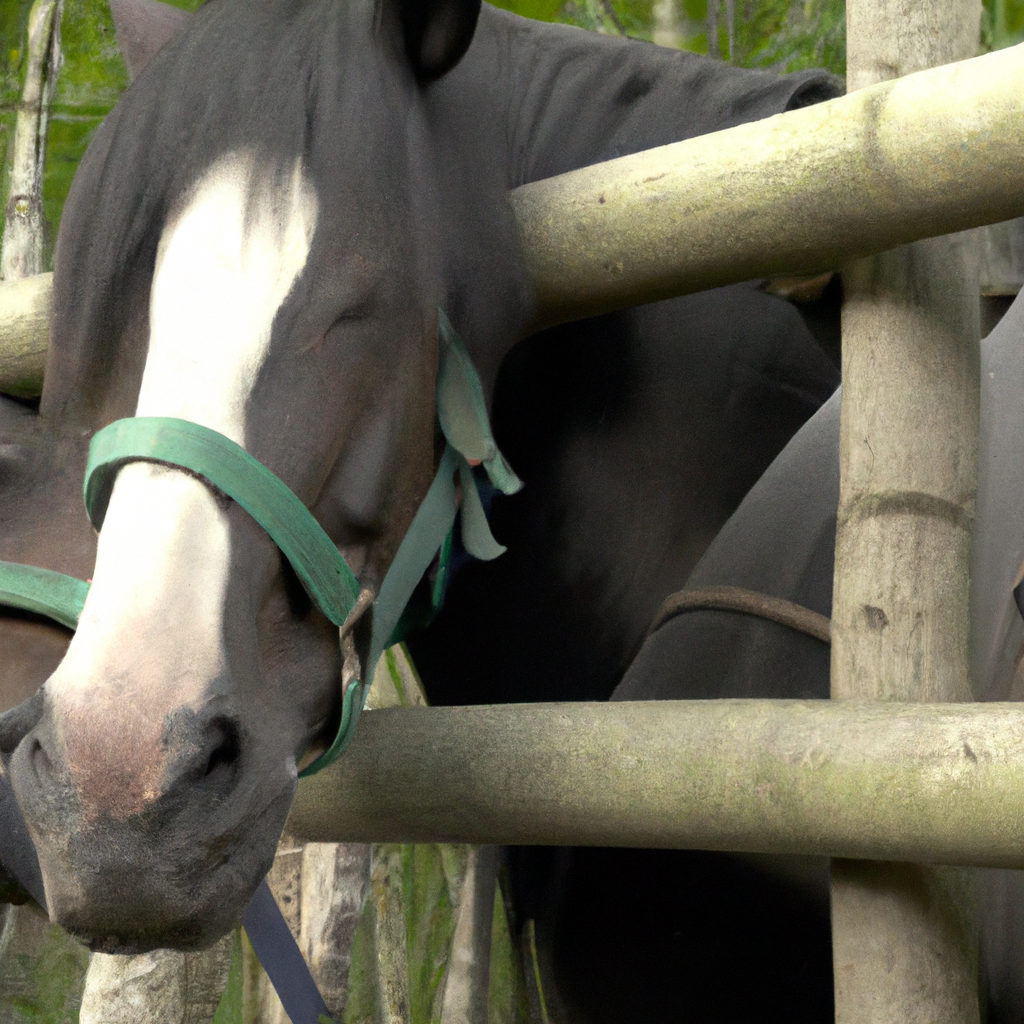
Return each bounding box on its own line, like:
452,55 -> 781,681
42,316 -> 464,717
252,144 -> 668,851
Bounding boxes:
0,0 -> 840,984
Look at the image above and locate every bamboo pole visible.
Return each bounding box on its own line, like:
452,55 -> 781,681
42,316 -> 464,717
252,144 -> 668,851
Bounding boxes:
286,699 -> 1024,866
830,3 -> 982,1022
0,0 -> 59,396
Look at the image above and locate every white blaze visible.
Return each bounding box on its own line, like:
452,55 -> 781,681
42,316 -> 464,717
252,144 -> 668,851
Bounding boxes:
52,153 -> 318,722
139,151 -> 319,443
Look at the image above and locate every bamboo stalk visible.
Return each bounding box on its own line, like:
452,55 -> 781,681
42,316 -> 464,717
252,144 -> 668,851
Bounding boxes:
1,0 -> 63,281
287,699 -> 1024,866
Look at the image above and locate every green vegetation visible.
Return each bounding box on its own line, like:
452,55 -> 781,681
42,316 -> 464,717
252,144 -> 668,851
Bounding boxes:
491,0 -> 846,73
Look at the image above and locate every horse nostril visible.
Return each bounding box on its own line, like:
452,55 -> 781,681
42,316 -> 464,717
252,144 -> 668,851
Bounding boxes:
28,735 -> 52,783
202,717 -> 241,781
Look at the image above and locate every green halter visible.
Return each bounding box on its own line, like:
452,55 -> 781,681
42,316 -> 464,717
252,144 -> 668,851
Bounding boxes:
0,311 -> 520,776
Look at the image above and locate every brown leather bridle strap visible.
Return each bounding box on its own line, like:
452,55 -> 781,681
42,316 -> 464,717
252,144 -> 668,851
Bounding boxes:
647,584 -> 832,645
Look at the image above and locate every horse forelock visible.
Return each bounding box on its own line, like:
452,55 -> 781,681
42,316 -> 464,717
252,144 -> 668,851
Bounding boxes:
46,0 -> 381,417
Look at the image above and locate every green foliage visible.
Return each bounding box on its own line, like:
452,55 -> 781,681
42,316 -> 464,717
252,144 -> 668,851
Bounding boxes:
981,0 -> 1024,50
211,930 -> 244,1024
492,0 -> 1023,78
493,0 -> 847,74
0,0 -> 205,270
0,906 -> 89,1024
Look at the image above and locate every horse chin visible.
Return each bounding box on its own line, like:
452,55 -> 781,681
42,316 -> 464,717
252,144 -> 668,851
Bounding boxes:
2,691 -> 297,950
48,828 -> 275,954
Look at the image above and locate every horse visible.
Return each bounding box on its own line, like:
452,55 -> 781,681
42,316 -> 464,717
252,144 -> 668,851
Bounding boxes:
0,0 -> 843,1003
532,283 -> 1024,1024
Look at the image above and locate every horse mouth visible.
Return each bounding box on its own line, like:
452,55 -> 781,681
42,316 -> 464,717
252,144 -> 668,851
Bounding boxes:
34,803 -> 285,952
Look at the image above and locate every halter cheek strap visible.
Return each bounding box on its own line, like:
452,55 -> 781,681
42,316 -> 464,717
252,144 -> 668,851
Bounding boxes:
0,312 -> 521,777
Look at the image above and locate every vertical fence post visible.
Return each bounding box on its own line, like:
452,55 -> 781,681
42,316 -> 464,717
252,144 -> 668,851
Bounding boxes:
831,2 -> 983,1022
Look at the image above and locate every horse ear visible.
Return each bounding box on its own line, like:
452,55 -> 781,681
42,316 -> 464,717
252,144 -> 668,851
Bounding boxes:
109,0 -> 190,82
397,0 -> 482,81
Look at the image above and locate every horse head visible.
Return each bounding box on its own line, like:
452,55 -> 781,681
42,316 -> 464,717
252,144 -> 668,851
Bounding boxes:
0,0 -> 528,952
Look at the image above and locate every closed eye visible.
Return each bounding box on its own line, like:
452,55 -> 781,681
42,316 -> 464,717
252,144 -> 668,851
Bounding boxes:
300,300 -> 378,355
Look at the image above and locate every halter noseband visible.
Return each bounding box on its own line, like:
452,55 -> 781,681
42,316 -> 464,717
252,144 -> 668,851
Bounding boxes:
0,311 -> 520,776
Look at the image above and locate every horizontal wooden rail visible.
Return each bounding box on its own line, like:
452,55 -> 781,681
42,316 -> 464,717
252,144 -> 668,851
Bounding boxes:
288,699 -> 1024,866
513,43 -> 1024,328
0,272 -> 50,396
6,46 -> 1024,392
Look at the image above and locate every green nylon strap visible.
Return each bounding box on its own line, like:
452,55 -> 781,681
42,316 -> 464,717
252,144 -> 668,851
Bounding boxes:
312,445 -> 462,774
0,311 -> 520,777
85,419 -> 361,629
437,309 -> 523,498
0,563 -> 89,632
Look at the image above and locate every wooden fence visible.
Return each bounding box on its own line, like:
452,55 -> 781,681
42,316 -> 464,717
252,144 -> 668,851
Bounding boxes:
2,2 -> 1023,1023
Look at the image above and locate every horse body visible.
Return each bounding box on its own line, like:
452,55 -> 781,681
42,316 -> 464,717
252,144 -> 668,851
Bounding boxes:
582,287 -> 1024,1024
0,0 -> 843,973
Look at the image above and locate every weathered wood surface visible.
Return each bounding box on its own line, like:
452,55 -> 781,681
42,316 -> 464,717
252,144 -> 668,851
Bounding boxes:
80,935 -> 235,1024
0,0 -> 62,281
286,699 -> 1024,867
512,42 -> 1024,328
831,1 -> 983,1021
0,273 -> 51,396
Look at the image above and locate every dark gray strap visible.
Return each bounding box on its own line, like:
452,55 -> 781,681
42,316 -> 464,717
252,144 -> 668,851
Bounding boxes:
243,880 -> 333,1024
648,584 -> 832,645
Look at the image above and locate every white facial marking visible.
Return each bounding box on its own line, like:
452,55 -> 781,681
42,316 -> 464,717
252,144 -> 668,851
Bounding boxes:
139,151 -> 319,442
51,153 -> 318,810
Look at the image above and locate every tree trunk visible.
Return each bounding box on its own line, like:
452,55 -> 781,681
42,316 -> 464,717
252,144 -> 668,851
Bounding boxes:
831,3 -> 982,1022
652,0 -> 681,48
1,0 -> 63,280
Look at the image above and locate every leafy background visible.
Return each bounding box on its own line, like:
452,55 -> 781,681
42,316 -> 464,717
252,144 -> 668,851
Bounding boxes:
0,0 -> 1020,268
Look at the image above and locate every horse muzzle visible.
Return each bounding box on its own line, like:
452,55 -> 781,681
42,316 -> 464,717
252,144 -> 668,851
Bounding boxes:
0,688 -> 294,951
